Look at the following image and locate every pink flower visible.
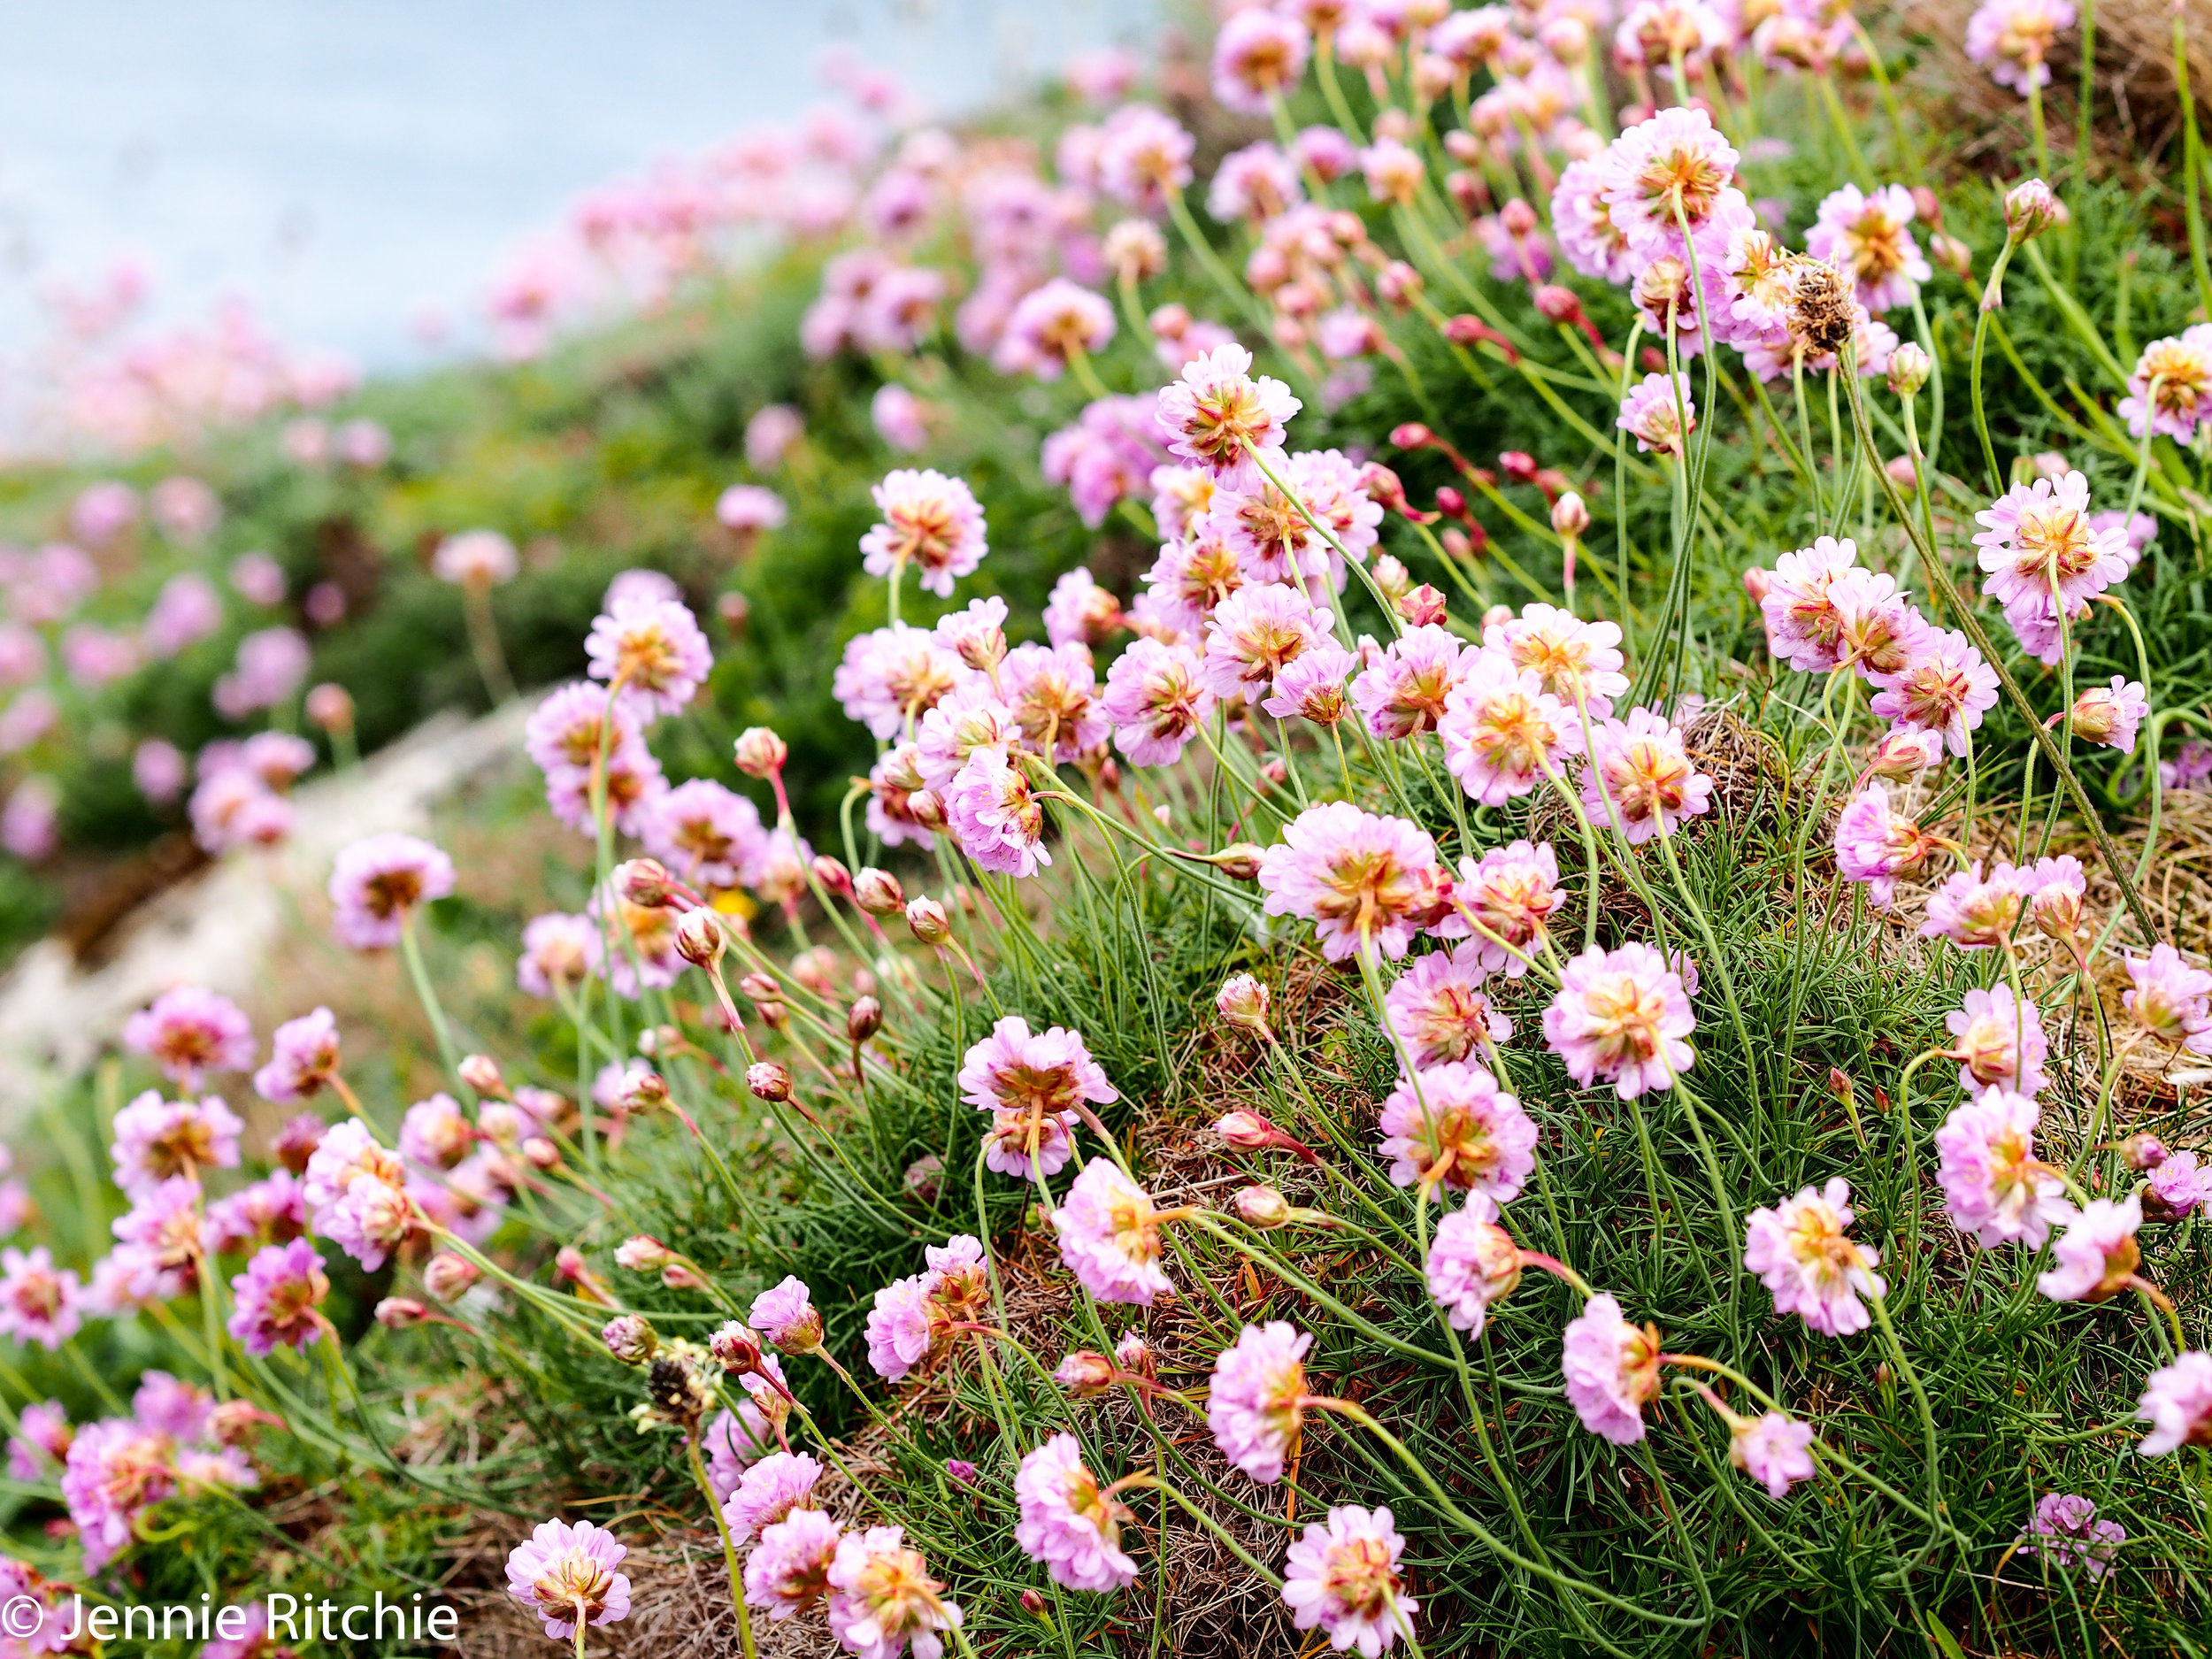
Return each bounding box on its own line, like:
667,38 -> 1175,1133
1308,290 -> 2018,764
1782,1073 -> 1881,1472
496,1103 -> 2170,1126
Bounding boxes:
1825,569 -> 1928,684
962,1017 -> 1116,1179
204,1170 -> 308,1255
2148,1150 -> 2212,1217
997,279 -> 1115,380
2017,1493 -> 2124,1577
1617,372 -> 1695,455
1102,638 -> 1214,765
1934,1088 -> 2071,1248
638,779 -> 764,889
2123,943 -> 2212,1050
1043,567 -> 1125,649
1211,9 -> 1310,114
1832,783 -> 1939,910
1375,1061 -> 1535,1199
1972,471 -> 2131,619
62,1418 -> 175,1571
1946,986 -> 2048,1095
1806,184 -> 1930,313
1208,142 -> 1302,224
1732,1413 -> 1817,1499
723,1451 -> 822,1547
1001,641 -> 1110,760
1208,1321 -> 1311,1482
913,681 -> 1020,793
945,745 -> 1051,878
1867,628 -> 1999,757
1578,708 -> 1713,842
1156,343 -> 1302,484
432,529 -> 518,587
1098,104 -> 1195,211
1358,138 -> 1426,206
1282,1505 -> 1419,1655
525,680 -> 642,777
504,1518 -> 632,1640
872,384 -> 931,453
1484,604 -> 1629,720
109,1091 -> 243,1197
1257,802 -> 1445,964
2137,1351 -> 2212,1455
833,624 -> 967,741
716,484 -> 787,534
1384,947 -> 1513,1069
517,912 -> 602,997
1197,458 -> 1340,594
327,833 -> 455,949
749,1277 -> 823,1354
860,470 -> 988,598
1014,1432 -> 1140,1592
0,1248 -> 82,1350
1438,650 -> 1585,805
1351,626 -> 1468,740
253,1006 -> 342,1102
1551,155 -> 1639,286
226,1239 -> 329,1357
1434,841 -> 1564,975
1562,1292 -> 1663,1445
585,595 -> 711,720
1542,943 -> 1696,1098
1262,641 -> 1358,725
1759,534 -> 1860,673
401,1093 -> 473,1171
2037,1197 -> 2142,1302
1920,860 -> 2030,951
746,1508 -> 844,1620
826,1526 -> 962,1659
1743,1178 -> 1886,1336
1965,0 -> 2076,93
1602,106 -> 1742,253
2119,326 -> 2212,442
1202,581 -> 1333,704
122,987 -> 255,1087
2067,676 -> 2148,752
213,627 -> 311,718
1425,1199 -> 1523,1336
1051,1160 -> 1172,1305
109,1175 -> 205,1298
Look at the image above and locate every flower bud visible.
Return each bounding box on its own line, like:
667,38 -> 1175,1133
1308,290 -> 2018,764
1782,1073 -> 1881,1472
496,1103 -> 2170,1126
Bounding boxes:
1394,584 -> 1448,627
1533,284 -> 1583,325
616,1235 -> 677,1272
791,947 -> 838,994
662,1262 -> 710,1291
375,1297 -> 430,1329
1214,842 -> 1264,880
1216,973 -> 1272,1034
1931,233 -> 1973,282
905,1153 -> 946,1203
853,867 -> 906,916
1375,259 -> 1423,309
304,682 -> 354,733
1499,450 -> 1538,485
945,1457 -> 979,1488
1234,1185 -> 1292,1228
906,895 -> 952,944
523,1135 -> 560,1169
757,1000 -> 788,1030
555,1247 -> 612,1304
1550,490 -> 1590,539
1390,421 -> 1433,449
1885,455 -> 1920,488
1742,566 -> 1771,603
853,966 -> 879,998
1053,1349 -> 1117,1396
906,787 -> 948,830
747,1062 -> 793,1102
1259,758 -> 1288,787
457,1053 -> 507,1097
1441,526 -> 1474,562
1499,197 -> 1538,238
674,907 -> 726,967
2004,179 -> 2066,240
1149,302 -> 1191,340
2122,1133 -> 2169,1171
617,1070 -> 668,1112
1886,342 -> 1931,397
1435,486 -> 1468,520
733,726 -> 788,779
811,855 -> 853,897
739,972 -> 780,1002
1114,1331 -> 1155,1381
1018,1589 -> 1049,1618
615,857 -> 680,909
1863,726 -> 1941,780
210,1400 -> 286,1446
710,1320 -> 765,1374
848,996 -> 883,1043
602,1313 -> 657,1364
1828,1067 -> 1856,1117
1371,553 -> 1412,601
717,591 -> 750,634
423,1252 -> 481,1300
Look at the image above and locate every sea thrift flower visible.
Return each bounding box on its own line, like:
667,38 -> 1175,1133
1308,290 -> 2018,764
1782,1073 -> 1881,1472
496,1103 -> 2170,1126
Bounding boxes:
1617,373 -> 1695,455
252,1007 -> 342,1102
1425,1200 -> 1523,1336
1262,641 -> 1357,725
999,280 -> 1116,380
1256,802 -> 1444,964
2119,326 -> 2212,442
1282,1505 -> 1419,1655
639,780 -> 764,890
1211,8 -> 1311,114
504,1519 -> 632,1640
517,912 -> 603,997
62,1418 -> 175,1570
1384,947 -> 1511,1068
1043,568 -> 1125,648
1156,343 -> 1302,483
2137,1351 -> 2212,1455
2017,1494 -> 2124,1577
1014,1433 -> 1140,1593
749,1278 -> 824,1355
226,1239 -> 329,1357
122,987 -> 255,1087
1760,536 -> 1859,673
1920,861 -> 2029,951
1604,107 -> 1742,252
2148,1151 -> 2212,1217
1097,104 -> 1196,211
1743,1179 -> 1886,1336
1102,638 -> 1213,764
327,833 -> 456,949
860,470 -> 988,598
1825,569 -> 1927,682
746,1509 -> 843,1619
1484,605 -> 1630,719
1350,626 -> 1467,740
2037,1198 -> 2142,1302
1966,0 -> 2076,93
1000,641 -> 1110,760
1051,1160 -> 1172,1305
2123,944 -> 2212,1050
1551,155 -> 1639,285
1972,471 -> 2130,620
1562,1293 -> 1663,1445
585,594 -> 711,719
1376,1061 -> 1536,1199
1209,1321 -> 1311,1482
834,624 -> 966,741
1579,708 -> 1713,842
961,1016 -> 1117,1177
109,1091 -> 243,1195
1935,1088 -> 2071,1248
2068,677 -> 2149,751
944,746 -> 1051,878
1202,581 -> 1333,704
1439,841 -> 1564,976
1833,784 -> 1941,909
1868,628 -> 1999,757
1806,185 -> 1930,313
7,1399 -> 72,1477
1438,653 -> 1584,805
0,1248 -> 82,1349
826,1527 -> 962,1659
432,529 -> 518,587
1946,986 -> 2049,1095
723,1452 -> 822,1547
1732,1413 -> 1817,1500
1542,943 -> 1696,1099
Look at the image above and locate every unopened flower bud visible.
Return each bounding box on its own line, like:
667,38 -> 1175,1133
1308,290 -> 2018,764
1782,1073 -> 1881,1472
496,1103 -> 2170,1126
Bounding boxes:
1211,842 -> 1261,880
1441,526 -> 1473,562
661,1263 -> 710,1292
739,972 -> 780,1002
616,1235 -> 678,1272
2122,1133 -> 2169,1172
423,1252 -> 481,1300
2004,179 -> 2066,240
1216,973 -> 1272,1034
523,1135 -> 560,1169
710,1321 -> 765,1374
555,1247 -> 612,1304
1550,490 -> 1590,539
616,857 -> 680,909
1886,342 -> 1931,397
618,1070 -> 668,1112
1390,421 -> 1433,449
747,1062 -> 793,1102
1533,284 -> 1584,325
1863,726 -> 1942,781
304,682 -> 354,733
1394,584 -> 1448,627
1742,565 -> 1771,603
602,1313 -> 657,1364
1258,758 -> 1288,787
811,855 -> 852,896
1376,259 -> 1423,309
904,787 -> 948,830
717,591 -> 750,634
674,908 -> 726,967
854,867 -> 906,916
791,946 -> 838,994
945,1457 -> 979,1488
906,895 -> 952,944
1054,1349 -> 1118,1396
1018,1589 -> 1049,1618
757,1000 -> 788,1030
1149,302 -> 1191,340
1931,232 -> 1973,282
905,1153 -> 945,1203
848,996 -> 883,1042
1828,1067 -> 1856,1115
1114,1331 -> 1154,1380
1230,1186 -> 1288,1229
733,726 -> 788,779
1371,553 -> 1411,601
376,1297 -> 430,1329
1885,455 -> 1920,487
210,1400 -> 285,1446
